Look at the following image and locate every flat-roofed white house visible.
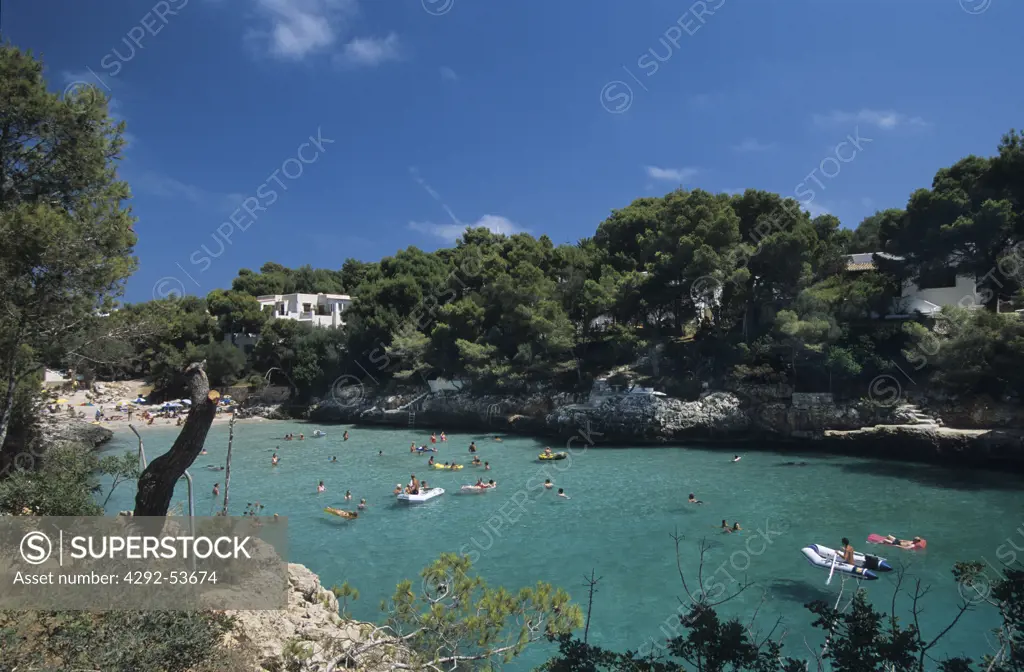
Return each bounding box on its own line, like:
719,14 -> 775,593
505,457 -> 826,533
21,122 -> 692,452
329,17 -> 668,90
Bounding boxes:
257,293 -> 352,328
845,253 -> 980,318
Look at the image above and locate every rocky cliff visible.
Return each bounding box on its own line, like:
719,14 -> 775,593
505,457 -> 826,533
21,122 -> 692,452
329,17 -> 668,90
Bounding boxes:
308,388 -> 1024,469
223,563 -> 410,671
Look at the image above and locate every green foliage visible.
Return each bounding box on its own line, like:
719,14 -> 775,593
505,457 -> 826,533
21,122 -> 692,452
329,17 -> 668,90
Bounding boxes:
0,44 -> 137,449
0,610 -> 245,672
383,552 -> 583,668
331,581 -> 360,618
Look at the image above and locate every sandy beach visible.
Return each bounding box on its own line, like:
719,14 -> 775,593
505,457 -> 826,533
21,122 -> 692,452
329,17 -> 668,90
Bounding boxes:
43,382 -> 272,432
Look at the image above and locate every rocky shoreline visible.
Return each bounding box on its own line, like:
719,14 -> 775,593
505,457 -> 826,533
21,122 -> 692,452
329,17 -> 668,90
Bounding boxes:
306,388 -> 1024,470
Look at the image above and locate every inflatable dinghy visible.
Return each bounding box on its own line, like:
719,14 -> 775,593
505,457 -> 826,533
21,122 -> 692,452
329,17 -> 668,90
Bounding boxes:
397,487 -> 445,503
808,543 -> 892,572
312,432 -> 327,438
432,464 -> 463,470
538,452 -> 567,461
867,534 -> 926,550
801,545 -> 879,580
415,446 -> 437,453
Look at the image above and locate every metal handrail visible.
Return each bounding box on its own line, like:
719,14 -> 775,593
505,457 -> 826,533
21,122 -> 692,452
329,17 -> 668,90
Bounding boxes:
128,424 -> 196,570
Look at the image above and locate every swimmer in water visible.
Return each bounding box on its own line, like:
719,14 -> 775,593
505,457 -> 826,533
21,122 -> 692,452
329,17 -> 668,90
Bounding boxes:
544,479 -> 553,489
411,443 -> 417,453
430,433 -> 437,444
272,453 -> 279,466
317,481 -> 325,493
487,479 -> 496,488
469,442 -> 477,453
331,456 -> 338,463
394,483 -> 403,495
732,455 -> 741,462
732,522 -> 741,532
688,493 -> 703,505
358,498 -> 366,509
345,490 -> 352,501
379,450 -> 383,456
493,436 -> 502,442
343,431 -> 349,441
200,449 -> 208,455
440,431 -> 447,442
557,488 -> 569,499
299,434 -> 304,441
428,456 -> 435,465
212,483 -> 220,497
721,519 -> 731,533
484,461 -> 490,470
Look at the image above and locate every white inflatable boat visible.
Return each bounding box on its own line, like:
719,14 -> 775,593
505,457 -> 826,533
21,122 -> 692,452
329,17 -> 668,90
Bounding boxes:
397,487 -> 445,503
809,543 -> 892,572
801,545 -> 879,580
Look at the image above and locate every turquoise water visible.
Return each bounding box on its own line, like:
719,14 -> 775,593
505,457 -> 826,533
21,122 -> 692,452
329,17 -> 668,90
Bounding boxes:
100,420 -> 1023,668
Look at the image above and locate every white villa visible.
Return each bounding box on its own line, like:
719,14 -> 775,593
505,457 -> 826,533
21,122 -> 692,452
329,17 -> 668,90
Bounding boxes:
845,253 -> 979,318
257,293 -> 352,328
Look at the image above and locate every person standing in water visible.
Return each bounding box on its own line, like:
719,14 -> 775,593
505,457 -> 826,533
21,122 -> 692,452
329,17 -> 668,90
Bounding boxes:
469,442 -> 477,453
544,479 -> 553,489
343,431 -> 349,441
430,433 -> 437,444
358,498 -> 366,509
345,490 -> 352,501
271,453 -> 279,466
212,483 -> 220,497
440,431 -> 447,442
317,481 -> 325,493
721,520 -> 731,533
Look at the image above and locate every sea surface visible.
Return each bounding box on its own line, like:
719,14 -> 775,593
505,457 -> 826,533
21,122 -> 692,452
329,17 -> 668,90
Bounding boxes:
100,420 -> 1024,669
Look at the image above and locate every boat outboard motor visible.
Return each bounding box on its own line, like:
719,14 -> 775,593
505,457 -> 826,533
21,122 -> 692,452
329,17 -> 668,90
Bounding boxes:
863,554 -> 893,572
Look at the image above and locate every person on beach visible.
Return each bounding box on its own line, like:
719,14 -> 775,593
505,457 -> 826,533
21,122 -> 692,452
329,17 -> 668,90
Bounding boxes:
343,431 -> 349,441
688,493 -> 703,505
345,490 -> 352,501
317,481 -> 325,493
544,479 -> 553,489
359,498 -> 366,509
557,488 -> 569,499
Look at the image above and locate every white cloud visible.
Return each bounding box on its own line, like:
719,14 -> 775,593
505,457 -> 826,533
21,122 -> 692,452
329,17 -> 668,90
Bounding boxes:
801,201 -> 831,218
440,66 -> 458,81
247,0 -> 357,60
812,109 -> 930,131
409,214 -> 525,242
645,166 -> 699,183
132,173 -> 244,212
335,33 -> 401,67
733,138 -> 776,153
722,188 -> 746,196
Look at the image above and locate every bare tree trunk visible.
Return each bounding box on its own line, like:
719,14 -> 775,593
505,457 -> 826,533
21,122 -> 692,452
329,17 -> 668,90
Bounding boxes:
134,362 -> 219,516
0,356 -> 20,455
221,414 -> 235,515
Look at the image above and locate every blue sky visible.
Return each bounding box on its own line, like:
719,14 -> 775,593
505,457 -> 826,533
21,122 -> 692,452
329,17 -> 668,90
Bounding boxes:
8,0 -> 1023,302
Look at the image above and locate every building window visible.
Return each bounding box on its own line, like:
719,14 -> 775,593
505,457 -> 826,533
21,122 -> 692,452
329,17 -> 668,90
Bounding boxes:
917,267 -> 957,290
278,304 -> 286,315
302,303 -> 312,313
